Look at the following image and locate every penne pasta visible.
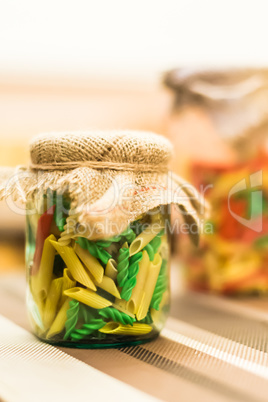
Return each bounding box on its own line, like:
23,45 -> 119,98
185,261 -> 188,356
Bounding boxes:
127,250 -> 150,314
43,277 -> 63,329
113,299 -> 135,318
64,287 -> 112,309
49,240 -> 96,291
46,298 -> 71,339
159,235 -> 169,260
136,253 -> 162,320
99,322 -> 152,335
74,243 -> 104,283
150,211 -> 165,226
105,259 -> 118,281
60,268 -> 76,306
33,234 -> 57,300
129,225 -> 164,256
94,275 -> 121,299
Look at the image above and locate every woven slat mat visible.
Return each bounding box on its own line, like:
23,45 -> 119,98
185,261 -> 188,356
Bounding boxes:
0,274 -> 268,402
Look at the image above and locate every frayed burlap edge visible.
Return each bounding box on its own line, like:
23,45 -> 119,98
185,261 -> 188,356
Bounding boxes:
0,166 -> 207,246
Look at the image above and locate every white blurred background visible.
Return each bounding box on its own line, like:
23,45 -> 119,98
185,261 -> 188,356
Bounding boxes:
1,0 -> 268,269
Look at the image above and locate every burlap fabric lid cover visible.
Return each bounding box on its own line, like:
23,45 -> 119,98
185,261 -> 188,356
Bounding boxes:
0,131 -> 204,244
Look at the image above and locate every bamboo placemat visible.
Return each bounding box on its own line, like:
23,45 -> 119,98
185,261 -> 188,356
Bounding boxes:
0,274 -> 268,402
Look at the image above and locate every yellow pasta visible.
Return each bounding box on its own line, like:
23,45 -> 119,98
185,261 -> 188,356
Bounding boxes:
33,234 -> 56,301
95,275 -> 121,298
46,298 -> 71,339
74,243 -> 104,283
113,299 -> 135,318
150,211 -> 165,226
43,277 -> 63,329
58,212 -> 80,246
137,253 -> 162,320
64,287 -> 112,309
159,236 -> 169,261
105,259 -> 118,281
99,322 -> 152,335
129,225 -> 164,256
49,240 -> 96,291
127,250 -> 150,314
60,268 -> 76,306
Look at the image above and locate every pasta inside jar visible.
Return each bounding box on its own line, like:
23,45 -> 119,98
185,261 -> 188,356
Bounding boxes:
26,191 -> 171,347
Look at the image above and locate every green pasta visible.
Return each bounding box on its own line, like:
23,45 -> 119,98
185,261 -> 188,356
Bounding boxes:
96,236 -> 121,248
96,227 -> 136,248
51,191 -> 70,232
120,252 -> 142,301
150,259 -> 168,310
70,319 -> 106,341
117,247 -> 130,287
121,227 -> 136,243
138,311 -> 153,325
64,299 -> 80,340
99,307 -> 135,326
144,229 -> 164,261
79,303 -> 95,323
130,220 -> 144,236
76,237 -> 112,265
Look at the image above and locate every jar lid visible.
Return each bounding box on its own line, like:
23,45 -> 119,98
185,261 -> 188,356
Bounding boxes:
164,67 -> 268,140
30,131 -> 173,171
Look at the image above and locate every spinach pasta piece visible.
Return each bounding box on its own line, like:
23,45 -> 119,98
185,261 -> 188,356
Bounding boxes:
120,252 -> 142,301
121,227 -> 136,243
76,237 -> 112,265
150,259 -> 168,311
144,229 -> 164,261
137,311 -> 153,325
99,307 -> 135,326
116,245 -> 130,287
95,226 -> 136,248
64,299 -> 80,340
70,320 -> 106,341
79,304 -> 96,323
52,192 -> 70,232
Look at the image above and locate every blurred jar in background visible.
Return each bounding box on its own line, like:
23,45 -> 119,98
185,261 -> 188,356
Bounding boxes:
164,68 -> 268,295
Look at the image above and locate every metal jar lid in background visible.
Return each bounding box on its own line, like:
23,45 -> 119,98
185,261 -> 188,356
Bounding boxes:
163,68 -> 268,158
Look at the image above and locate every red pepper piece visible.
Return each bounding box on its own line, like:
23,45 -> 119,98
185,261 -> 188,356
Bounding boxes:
31,205 -> 56,275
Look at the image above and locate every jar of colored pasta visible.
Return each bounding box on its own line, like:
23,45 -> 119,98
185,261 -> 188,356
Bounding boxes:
1,131 -> 202,347
164,68 -> 268,295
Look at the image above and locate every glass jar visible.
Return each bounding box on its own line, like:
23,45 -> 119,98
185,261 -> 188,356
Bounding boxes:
164,68 -> 268,295
0,130 -> 202,348
26,192 -> 171,347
